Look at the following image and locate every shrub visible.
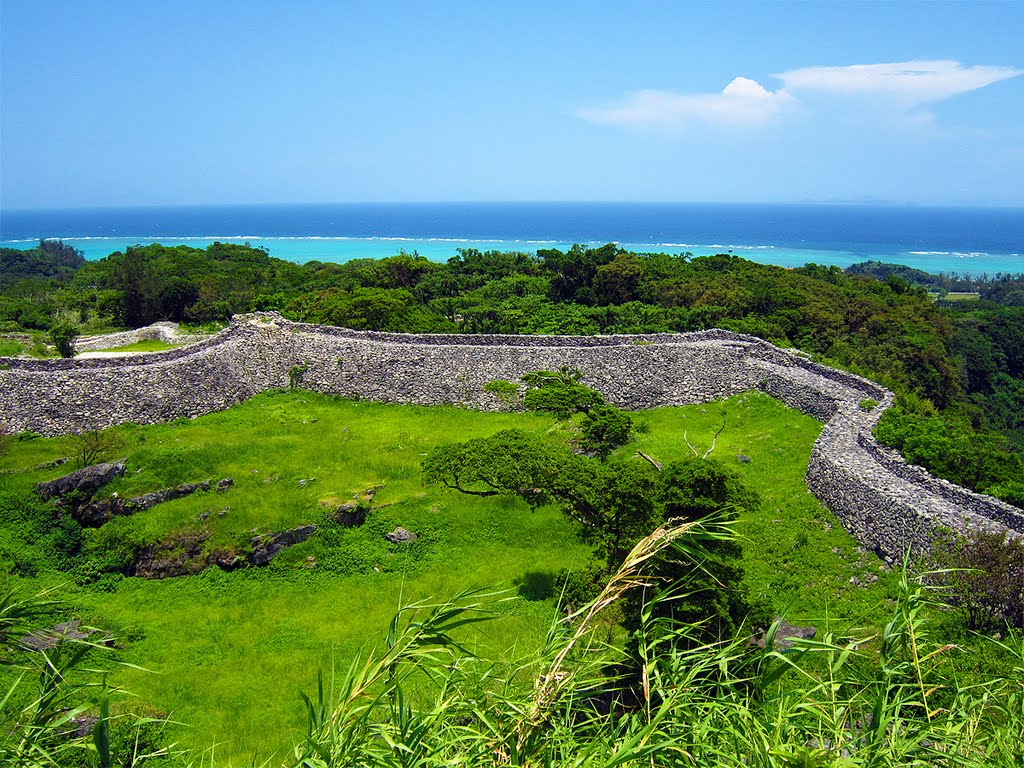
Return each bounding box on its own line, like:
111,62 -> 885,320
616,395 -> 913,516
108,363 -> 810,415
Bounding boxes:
579,404 -> 633,459
50,515 -> 84,569
987,480 -> 1024,507
29,332 -> 49,357
483,379 -> 519,404
929,527 -> 1024,630
0,489 -> 74,577
73,428 -> 122,467
521,367 -> 605,418
523,383 -> 604,417
48,320 -> 78,357
289,362 -> 310,388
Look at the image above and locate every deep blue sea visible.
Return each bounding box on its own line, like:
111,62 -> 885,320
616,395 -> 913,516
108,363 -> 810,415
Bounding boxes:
2,203 -> 1023,277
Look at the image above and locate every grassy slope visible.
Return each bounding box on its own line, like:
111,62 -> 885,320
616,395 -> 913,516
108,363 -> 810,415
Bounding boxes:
92,339 -> 181,353
0,390 -> 901,764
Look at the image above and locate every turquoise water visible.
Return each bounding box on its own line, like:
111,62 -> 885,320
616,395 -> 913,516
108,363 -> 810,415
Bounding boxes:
3,203 -> 1022,276
2,234 -> 1019,276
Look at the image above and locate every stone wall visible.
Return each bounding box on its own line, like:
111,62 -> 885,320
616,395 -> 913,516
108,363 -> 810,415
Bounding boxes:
1,312 -> 1019,560
75,322 -> 209,352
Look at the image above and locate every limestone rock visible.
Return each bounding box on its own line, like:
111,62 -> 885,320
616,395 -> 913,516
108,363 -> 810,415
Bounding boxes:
249,524 -> 317,566
19,620 -> 92,651
334,501 -> 367,527
36,459 -> 126,501
75,478 -> 232,527
386,526 -> 417,544
753,618 -> 817,651
131,531 -> 214,579
34,457 -> 70,471
69,716 -> 101,738
129,522 -> 316,578
332,486 -> 382,526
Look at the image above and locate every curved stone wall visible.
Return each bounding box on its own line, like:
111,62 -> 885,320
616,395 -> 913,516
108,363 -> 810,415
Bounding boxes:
1,312 -> 1019,560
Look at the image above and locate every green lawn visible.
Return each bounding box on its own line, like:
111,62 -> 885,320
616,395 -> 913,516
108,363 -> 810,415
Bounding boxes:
941,292 -> 981,301
0,340 -> 24,356
92,339 -> 181,353
630,393 -> 898,626
0,390 -> 901,765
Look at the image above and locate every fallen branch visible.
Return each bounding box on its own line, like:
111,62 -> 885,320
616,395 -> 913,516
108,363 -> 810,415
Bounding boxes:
636,451 -> 663,471
683,419 -> 726,459
682,431 -> 699,458
704,419 -> 726,460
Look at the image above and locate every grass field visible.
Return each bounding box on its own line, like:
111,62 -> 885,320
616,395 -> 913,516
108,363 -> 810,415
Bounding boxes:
92,339 -> 182,353
0,340 -> 24,356
0,389 -> 903,764
942,291 -> 981,301
0,336 -> 51,357
0,336 -> 186,359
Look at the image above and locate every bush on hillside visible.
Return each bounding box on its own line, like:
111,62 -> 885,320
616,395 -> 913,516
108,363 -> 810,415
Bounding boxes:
579,404 -> 633,459
521,367 -> 605,417
48,320 -> 78,358
929,527 -> 1024,630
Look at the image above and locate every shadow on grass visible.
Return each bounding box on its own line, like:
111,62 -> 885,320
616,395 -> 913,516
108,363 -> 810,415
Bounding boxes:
515,570 -> 555,601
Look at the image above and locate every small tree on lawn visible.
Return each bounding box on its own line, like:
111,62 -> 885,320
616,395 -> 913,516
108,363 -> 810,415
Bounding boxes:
49,320 -> 78,358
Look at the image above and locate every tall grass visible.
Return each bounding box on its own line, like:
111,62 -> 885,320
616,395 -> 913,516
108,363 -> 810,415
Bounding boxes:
281,526 -> 1023,768
3,525 -> 1022,767
0,584 -> 177,768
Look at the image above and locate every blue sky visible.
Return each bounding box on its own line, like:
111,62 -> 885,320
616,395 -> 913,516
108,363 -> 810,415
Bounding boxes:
2,0 -> 1022,209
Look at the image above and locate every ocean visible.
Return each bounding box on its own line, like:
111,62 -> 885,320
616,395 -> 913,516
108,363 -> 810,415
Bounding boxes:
2,203 -> 1022,277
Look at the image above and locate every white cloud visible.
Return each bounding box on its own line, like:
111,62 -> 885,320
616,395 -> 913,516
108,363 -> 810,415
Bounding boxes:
776,60 -> 1022,107
577,76 -> 794,129
579,60 -> 1022,131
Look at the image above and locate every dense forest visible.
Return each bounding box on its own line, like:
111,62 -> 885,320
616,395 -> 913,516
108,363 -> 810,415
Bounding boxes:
2,239 -> 1023,505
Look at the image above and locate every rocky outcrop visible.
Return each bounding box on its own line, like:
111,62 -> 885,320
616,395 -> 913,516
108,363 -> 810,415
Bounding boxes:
249,525 -> 317,566
36,460 -> 126,501
753,618 -> 817,651
331,486 -> 382,527
130,531 -> 240,579
334,502 -> 368,527
386,527 -> 417,544
131,524 -> 318,578
76,478 -> 233,526
19,620 -> 94,651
